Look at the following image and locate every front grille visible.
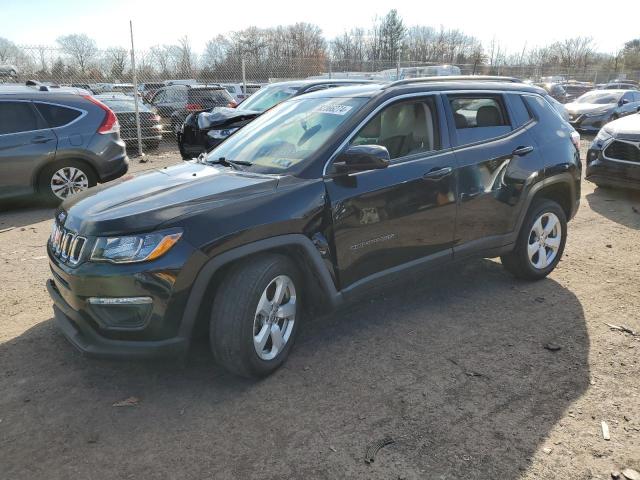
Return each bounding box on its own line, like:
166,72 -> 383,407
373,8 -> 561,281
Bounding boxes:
50,223 -> 87,265
604,140 -> 640,163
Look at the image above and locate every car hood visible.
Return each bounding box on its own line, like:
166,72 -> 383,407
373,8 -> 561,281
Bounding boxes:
58,161 -> 279,236
565,102 -> 615,115
606,113 -> 640,140
197,107 -> 261,130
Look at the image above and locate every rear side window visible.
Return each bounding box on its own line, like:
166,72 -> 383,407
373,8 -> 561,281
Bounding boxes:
508,94 -> 533,128
35,103 -> 82,128
0,101 -> 40,134
449,95 -> 511,145
190,89 -> 233,104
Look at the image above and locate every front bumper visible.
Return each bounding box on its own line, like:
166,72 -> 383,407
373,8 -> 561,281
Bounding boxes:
569,113 -> 610,132
48,279 -> 188,359
586,145 -> 640,190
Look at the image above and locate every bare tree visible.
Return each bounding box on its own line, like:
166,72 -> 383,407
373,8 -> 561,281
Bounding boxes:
106,47 -> 127,80
56,34 -> 97,74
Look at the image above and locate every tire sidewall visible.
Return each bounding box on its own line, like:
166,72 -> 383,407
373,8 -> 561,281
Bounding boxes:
517,200 -> 567,278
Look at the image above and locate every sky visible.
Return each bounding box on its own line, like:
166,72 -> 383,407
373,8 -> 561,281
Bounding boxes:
1,0 -> 637,55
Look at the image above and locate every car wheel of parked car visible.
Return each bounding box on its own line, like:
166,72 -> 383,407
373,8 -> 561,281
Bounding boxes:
209,254 -> 301,377
38,160 -> 97,204
500,199 -> 567,280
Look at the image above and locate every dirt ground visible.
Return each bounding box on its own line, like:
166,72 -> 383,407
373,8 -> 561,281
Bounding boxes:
1,139 -> 639,480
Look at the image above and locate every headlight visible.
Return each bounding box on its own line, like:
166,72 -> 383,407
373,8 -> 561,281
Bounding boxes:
207,128 -> 239,140
91,229 -> 182,264
594,128 -> 613,144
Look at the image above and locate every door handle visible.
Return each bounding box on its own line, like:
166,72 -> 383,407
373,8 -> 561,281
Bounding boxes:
31,136 -> 54,144
423,166 -> 453,180
512,145 -> 534,156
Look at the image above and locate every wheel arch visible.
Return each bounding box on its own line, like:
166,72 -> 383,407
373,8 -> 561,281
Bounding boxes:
178,234 -> 342,343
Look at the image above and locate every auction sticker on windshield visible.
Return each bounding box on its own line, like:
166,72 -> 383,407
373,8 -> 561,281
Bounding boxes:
314,104 -> 353,115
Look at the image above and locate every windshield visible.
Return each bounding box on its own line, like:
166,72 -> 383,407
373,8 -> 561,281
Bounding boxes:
238,84 -> 300,112
207,96 -> 367,174
576,91 -> 622,104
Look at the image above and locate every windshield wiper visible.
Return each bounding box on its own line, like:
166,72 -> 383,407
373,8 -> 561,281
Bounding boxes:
207,156 -> 253,171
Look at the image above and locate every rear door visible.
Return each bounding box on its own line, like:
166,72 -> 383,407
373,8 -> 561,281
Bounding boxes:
325,94 -> 458,289
444,92 -> 543,255
0,100 -> 57,199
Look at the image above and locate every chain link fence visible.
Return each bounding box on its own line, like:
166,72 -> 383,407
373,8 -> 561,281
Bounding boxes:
3,45 -> 639,156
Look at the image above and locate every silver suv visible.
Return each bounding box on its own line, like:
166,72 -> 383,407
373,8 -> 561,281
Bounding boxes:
0,85 -> 128,203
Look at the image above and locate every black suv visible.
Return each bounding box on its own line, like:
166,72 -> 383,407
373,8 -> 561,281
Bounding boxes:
0,85 -> 128,203
147,84 -> 235,134
47,77 -> 581,377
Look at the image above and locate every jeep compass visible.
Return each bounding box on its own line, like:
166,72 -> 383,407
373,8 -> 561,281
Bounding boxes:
47,77 -> 581,377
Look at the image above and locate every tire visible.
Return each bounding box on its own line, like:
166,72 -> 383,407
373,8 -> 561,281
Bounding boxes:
209,254 -> 302,378
500,199 -> 567,280
38,160 -> 97,205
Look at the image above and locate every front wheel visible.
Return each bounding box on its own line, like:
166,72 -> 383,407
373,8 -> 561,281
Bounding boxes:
501,199 -> 567,280
209,254 -> 301,378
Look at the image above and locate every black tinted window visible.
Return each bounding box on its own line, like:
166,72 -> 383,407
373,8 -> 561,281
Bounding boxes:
509,95 -> 533,128
0,102 -> 39,134
35,103 -> 82,127
189,89 -> 232,105
449,96 -> 511,145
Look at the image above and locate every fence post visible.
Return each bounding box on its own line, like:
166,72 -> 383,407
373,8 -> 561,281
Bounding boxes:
241,58 -> 246,96
129,20 -> 144,160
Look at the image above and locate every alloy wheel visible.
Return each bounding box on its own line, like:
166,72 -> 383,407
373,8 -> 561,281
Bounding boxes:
527,212 -> 562,269
253,275 -> 297,361
50,167 -> 89,199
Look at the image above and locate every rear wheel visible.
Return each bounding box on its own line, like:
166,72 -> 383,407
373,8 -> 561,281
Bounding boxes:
209,254 -> 301,378
38,160 -> 97,204
501,199 -> 567,280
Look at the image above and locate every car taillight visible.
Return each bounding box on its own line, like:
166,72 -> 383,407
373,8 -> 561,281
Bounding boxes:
83,95 -> 119,134
570,130 -> 580,150
186,103 -> 204,111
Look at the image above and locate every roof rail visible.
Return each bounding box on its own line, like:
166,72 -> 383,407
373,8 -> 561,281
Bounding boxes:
385,75 -> 523,88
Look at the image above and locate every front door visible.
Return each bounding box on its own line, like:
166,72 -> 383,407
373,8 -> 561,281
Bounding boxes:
324,95 -> 458,289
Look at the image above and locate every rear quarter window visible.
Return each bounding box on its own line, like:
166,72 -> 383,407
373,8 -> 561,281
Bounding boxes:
35,103 -> 82,127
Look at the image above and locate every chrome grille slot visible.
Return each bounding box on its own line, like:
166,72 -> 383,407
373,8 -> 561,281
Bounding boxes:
49,223 -> 87,265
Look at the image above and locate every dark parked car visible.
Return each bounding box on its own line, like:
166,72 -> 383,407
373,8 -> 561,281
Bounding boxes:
177,79 -> 373,159
565,90 -> 640,132
137,82 -> 165,102
47,78 -> 581,377
147,84 -> 235,134
586,112 -> 640,190
95,94 -> 163,150
603,81 -> 639,90
536,82 -> 569,103
562,83 -> 593,102
0,85 -> 127,203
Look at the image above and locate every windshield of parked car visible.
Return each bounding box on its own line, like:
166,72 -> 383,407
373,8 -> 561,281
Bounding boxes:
207,96 -> 367,173
238,84 -> 301,112
576,91 -> 622,104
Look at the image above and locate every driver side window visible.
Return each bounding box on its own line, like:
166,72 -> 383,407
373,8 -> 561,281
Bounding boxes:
350,98 -> 440,161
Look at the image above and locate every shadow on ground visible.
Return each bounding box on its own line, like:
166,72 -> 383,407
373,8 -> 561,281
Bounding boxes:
0,259 -> 589,480
586,186 -> 640,230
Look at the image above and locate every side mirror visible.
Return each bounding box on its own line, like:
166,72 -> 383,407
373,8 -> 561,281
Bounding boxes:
330,145 -> 390,176
620,98 -> 630,106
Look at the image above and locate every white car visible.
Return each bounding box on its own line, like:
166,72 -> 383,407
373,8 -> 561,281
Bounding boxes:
221,83 -> 262,103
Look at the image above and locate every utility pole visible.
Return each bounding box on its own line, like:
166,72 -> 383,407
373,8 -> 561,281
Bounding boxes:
129,20 -> 144,160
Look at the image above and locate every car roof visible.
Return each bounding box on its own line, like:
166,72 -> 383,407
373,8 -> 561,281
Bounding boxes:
266,79 -> 374,89
297,79 -> 547,100
0,84 -> 88,98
